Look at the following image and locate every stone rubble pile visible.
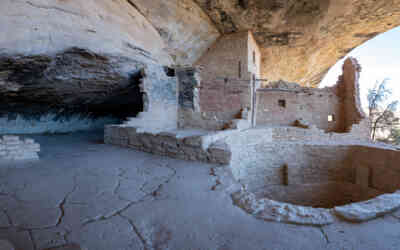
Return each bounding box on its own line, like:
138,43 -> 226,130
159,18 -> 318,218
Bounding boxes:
264,80 -> 305,90
0,135 -> 40,161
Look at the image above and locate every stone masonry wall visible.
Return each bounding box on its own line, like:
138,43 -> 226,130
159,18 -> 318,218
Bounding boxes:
196,32 -> 249,80
228,131 -> 400,197
337,57 -> 369,135
270,126 -> 370,142
0,136 -> 40,161
104,125 -> 231,165
255,87 -> 342,132
176,70 -> 251,130
254,58 -> 369,137
124,64 -> 178,132
350,145 -> 400,193
188,32 -> 259,130
247,32 -> 261,79
256,182 -> 383,208
230,143 -> 355,191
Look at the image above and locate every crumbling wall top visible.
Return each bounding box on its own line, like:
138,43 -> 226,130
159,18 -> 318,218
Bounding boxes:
335,57 -> 368,134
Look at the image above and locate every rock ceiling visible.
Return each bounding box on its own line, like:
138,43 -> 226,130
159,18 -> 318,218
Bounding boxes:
1,0 -> 400,98
134,0 -> 400,86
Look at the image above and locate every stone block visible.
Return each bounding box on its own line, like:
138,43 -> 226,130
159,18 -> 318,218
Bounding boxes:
334,192 -> 400,222
24,138 -> 35,144
0,136 -> 40,161
3,141 -> 21,146
24,144 -> 40,151
2,135 -> 19,142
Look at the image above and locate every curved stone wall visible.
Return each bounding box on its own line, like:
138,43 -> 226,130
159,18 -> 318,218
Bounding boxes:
230,142 -> 400,194
228,139 -> 400,224
255,182 -> 383,208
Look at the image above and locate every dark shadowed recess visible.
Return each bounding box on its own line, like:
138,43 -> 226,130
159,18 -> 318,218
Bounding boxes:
0,48 -> 145,122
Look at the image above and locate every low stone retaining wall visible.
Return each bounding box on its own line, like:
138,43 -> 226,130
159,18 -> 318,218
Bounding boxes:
231,189 -> 400,225
104,125 -> 231,165
0,135 -> 40,161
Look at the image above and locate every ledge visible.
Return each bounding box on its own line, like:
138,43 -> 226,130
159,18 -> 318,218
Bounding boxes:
232,189 -> 400,225
334,192 -> 400,222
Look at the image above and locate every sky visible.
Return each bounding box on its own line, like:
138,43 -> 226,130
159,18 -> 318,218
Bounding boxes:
320,26 -> 400,112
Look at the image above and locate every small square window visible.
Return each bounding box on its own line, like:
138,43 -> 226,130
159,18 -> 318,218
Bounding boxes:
278,100 -> 286,108
328,115 -> 335,122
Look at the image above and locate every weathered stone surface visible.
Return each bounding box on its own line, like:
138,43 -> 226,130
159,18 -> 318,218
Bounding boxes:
0,135 -> 40,161
0,0 -> 171,64
105,126 -> 231,165
265,80 -> 304,90
3,132 -> 400,249
334,192 -> 400,222
0,48 -> 145,119
256,182 -> 384,208
3,0 -> 400,89
231,189 -> 335,225
0,0 -> 177,133
256,58 -> 367,135
193,0 -> 400,86
130,0 -> 220,65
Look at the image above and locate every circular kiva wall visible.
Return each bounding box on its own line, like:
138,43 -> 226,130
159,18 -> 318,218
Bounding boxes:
230,143 -> 400,225
254,182 -> 382,209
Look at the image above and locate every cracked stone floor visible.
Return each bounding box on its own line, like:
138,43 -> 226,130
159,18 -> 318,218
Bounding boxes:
1,131 -> 400,250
